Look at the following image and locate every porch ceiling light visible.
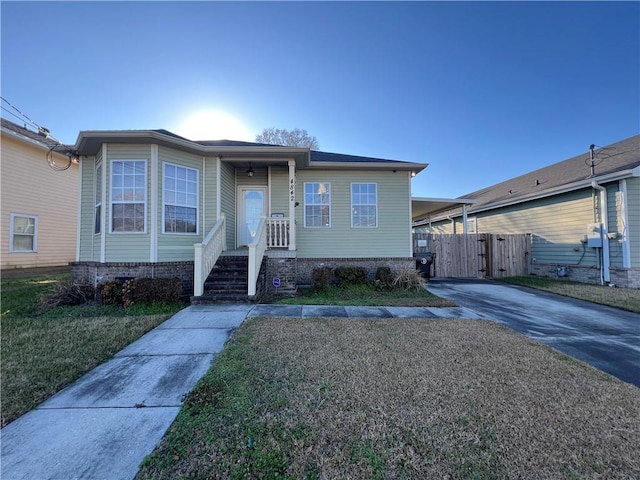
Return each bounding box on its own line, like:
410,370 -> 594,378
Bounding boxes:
246,163 -> 255,177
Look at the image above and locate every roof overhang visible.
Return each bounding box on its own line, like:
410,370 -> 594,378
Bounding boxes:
74,130 -> 311,167
428,166 -> 640,223
412,197 -> 477,222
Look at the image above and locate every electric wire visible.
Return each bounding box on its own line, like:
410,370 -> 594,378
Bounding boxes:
2,96 -> 77,170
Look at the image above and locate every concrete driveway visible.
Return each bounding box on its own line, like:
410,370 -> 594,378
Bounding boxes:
427,278 -> 640,388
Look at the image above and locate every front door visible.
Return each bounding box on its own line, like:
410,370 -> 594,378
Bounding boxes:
237,187 -> 267,247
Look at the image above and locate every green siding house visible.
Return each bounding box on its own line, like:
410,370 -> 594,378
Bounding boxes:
416,135 -> 640,288
71,128 -> 427,299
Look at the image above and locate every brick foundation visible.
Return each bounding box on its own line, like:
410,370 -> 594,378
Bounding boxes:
72,257 -> 424,299
531,263 -> 640,288
70,261 -> 194,296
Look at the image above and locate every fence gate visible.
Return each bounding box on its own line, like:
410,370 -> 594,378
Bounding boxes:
413,233 -> 531,279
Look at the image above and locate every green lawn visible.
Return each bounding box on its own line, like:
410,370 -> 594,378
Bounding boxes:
137,317 -> 640,479
270,283 -> 457,307
500,276 -> 640,313
1,274 -> 185,426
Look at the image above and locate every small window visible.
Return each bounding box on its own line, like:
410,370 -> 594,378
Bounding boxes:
110,160 -> 146,233
163,163 -> 198,233
10,214 -> 37,252
304,182 -> 331,227
351,183 -> 377,227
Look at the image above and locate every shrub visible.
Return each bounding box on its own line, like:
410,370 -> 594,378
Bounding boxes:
38,282 -> 95,311
393,268 -> 427,292
311,267 -> 333,291
334,266 -> 368,286
122,277 -> 183,307
375,267 -> 393,284
99,280 -> 124,306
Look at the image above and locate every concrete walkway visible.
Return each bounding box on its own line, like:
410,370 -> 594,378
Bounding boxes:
0,303 -> 478,480
1,304 -> 251,480
427,278 -> 640,388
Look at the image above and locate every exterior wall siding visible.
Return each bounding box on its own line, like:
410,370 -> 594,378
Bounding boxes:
157,146 -> 203,262
295,170 -> 412,258
203,157 -> 218,236
1,134 -> 79,269
269,166 -> 289,216
220,162 -> 236,248
77,154 -> 97,262
626,177 -> 640,268
103,144 -> 152,262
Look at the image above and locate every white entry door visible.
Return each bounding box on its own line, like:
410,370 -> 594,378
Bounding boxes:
238,187 -> 267,247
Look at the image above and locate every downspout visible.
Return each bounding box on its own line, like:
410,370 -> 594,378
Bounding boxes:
591,181 -> 610,284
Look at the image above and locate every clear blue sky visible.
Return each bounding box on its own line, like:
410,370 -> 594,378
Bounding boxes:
2,1 -> 638,198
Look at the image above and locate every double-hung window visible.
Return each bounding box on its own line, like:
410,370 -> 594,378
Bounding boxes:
304,182 -> 331,227
10,214 -> 37,252
111,160 -> 146,233
163,163 -> 198,233
351,183 -> 377,227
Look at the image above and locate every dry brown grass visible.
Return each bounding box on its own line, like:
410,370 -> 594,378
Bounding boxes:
138,317 -> 640,480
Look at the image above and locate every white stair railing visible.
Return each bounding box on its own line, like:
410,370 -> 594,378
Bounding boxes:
266,218 -> 290,248
248,216 -> 267,297
193,213 -> 226,297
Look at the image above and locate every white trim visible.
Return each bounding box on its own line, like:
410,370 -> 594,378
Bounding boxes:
100,145 -> 107,262
350,182 -> 378,228
216,156 -> 222,222
161,161 -> 200,235
303,181 -> 331,228
9,213 -> 38,253
94,162 -> 103,236
619,179 -> 631,268
109,158 -> 148,234
237,186 -> 268,247
288,160 -> 296,251
76,155 -> 83,261
202,156 -> 206,241
150,145 -> 158,262
268,166 -> 272,214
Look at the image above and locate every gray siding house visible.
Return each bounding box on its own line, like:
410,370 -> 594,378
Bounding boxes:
70,128 -> 427,298
416,135 -> 640,288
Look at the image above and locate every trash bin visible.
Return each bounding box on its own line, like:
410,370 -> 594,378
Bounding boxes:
415,253 -> 434,280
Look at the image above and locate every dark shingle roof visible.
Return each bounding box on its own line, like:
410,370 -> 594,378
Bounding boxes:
196,139 -> 281,148
452,135 -> 640,213
1,117 -> 61,148
310,150 -> 405,164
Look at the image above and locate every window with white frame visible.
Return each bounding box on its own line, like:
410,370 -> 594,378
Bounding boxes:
110,160 -> 146,233
304,182 -> 331,227
10,214 -> 37,252
94,163 -> 102,234
163,163 -> 198,233
351,183 -> 378,227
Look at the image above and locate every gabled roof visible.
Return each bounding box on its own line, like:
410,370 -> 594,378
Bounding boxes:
431,134 -> 640,221
1,117 -> 61,149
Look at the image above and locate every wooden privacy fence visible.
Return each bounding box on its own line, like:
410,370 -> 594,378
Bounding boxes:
413,233 -> 531,279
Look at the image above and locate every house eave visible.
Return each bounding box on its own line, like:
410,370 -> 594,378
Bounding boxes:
307,160 -> 428,172
1,124 -> 59,153
74,130 -> 310,165
431,168 -> 639,222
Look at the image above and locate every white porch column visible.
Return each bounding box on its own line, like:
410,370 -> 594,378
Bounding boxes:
288,160 -> 296,251
462,204 -> 468,235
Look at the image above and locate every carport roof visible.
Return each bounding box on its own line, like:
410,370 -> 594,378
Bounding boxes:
412,197 -> 476,222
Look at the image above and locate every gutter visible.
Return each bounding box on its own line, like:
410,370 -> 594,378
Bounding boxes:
430,167 -> 639,223
591,180 -> 611,284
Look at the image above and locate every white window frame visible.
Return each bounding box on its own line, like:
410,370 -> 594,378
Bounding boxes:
10,213 -> 38,252
94,163 -> 102,235
304,182 -> 331,228
162,162 -> 199,235
110,159 -> 147,234
351,182 -> 378,228
466,217 -> 477,234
